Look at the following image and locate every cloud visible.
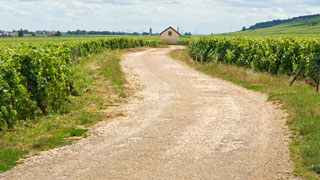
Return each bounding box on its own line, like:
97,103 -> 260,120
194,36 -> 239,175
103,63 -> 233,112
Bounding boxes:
0,0 -> 319,34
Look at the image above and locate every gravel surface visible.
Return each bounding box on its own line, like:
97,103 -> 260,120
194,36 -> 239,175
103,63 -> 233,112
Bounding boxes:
0,46 -> 296,180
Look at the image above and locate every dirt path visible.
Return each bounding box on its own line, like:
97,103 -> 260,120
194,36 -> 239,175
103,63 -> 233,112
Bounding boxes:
1,46 -> 295,180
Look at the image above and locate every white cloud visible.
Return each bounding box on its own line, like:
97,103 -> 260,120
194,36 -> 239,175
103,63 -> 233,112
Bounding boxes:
0,0 -> 319,34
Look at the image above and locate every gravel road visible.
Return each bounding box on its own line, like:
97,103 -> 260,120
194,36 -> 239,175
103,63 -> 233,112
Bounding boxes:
0,46 -> 295,180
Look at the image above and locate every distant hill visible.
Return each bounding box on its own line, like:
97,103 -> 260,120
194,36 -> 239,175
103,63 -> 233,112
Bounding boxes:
245,14 -> 320,30
228,15 -> 320,36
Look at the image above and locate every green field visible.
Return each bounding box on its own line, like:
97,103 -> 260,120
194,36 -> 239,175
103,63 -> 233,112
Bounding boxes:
222,16 -> 320,37
0,35 -> 193,44
0,35 -> 158,44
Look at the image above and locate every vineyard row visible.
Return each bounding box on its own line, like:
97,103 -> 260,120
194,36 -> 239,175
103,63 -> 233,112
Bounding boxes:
188,37 -> 320,82
0,38 -> 158,129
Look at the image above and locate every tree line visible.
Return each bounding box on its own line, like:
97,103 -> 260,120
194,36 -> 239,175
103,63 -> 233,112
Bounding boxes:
66,30 -> 153,36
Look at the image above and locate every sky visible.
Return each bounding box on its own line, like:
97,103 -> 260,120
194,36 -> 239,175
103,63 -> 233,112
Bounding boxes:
0,0 -> 319,34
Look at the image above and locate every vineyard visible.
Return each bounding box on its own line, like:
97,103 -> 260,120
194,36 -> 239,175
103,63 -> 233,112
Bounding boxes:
1,35 -> 320,178
2,36 -> 320,129
188,37 -> 320,83
0,38 -> 158,130
180,36 -> 320,179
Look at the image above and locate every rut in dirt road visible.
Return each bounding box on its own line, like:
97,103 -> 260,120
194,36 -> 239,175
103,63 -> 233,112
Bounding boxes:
1,46 -> 294,180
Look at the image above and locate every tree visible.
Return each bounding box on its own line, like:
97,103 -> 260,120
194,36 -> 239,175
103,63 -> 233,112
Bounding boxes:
32,33 -> 36,37
242,26 -> 246,31
308,21 -> 317,26
142,32 -> 149,36
18,29 -> 24,37
55,31 -> 62,36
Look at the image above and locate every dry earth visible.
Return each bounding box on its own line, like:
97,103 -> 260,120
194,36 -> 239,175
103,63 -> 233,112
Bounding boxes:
0,46 -> 296,180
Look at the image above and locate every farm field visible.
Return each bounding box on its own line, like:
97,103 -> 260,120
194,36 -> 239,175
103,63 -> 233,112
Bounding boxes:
0,35 -> 193,44
222,16 -> 320,37
0,35 -> 159,44
0,32 -> 320,179
0,33 -> 317,45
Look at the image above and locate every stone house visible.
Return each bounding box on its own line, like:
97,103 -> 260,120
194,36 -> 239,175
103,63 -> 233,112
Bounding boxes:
160,26 -> 180,45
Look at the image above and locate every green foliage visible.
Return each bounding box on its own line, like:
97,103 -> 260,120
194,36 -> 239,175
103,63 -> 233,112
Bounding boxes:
54,31 -> 62,37
0,49 -> 126,173
18,29 -> 24,37
188,37 -> 320,81
0,38 -> 159,129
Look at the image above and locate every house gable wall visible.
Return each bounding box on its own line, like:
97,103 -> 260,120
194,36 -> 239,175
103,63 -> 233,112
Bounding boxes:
161,27 -> 179,45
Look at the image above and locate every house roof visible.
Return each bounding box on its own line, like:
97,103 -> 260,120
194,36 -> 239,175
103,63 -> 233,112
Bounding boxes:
160,26 -> 180,35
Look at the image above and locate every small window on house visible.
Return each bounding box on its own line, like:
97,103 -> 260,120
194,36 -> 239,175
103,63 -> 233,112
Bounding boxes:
168,31 -> 172,36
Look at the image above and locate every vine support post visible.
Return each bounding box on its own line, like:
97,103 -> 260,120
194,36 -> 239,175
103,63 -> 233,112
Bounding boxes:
290,66 -> 304,86
201,55 -> 203,65
317,64 -> 320,92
